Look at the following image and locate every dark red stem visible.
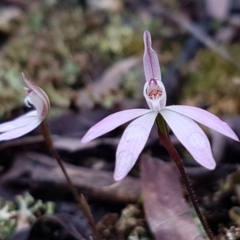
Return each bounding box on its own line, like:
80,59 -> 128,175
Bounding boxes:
40,120 -> 97,239
156,118 -> 214,240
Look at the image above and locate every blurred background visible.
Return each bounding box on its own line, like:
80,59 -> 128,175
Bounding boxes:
0,0 -> 240,239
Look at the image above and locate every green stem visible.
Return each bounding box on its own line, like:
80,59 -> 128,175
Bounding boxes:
40,120 -> 97,239
156,115 -> 213,240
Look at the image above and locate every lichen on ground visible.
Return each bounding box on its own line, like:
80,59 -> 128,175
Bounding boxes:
0,192 -> 54,240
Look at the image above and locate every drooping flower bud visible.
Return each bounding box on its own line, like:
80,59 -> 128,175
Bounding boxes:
0,74 -> 50,141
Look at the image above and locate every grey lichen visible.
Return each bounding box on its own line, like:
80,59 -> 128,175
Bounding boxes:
0,192 -> 54,240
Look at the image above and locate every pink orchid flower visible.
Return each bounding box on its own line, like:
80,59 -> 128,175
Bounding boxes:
81,30 -> 239,181
0,73 -> 50,141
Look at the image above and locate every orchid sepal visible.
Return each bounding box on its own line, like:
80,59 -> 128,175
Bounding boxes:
165,105 -> 239,141
143,30 -> 162,83
81,109 -> 153,144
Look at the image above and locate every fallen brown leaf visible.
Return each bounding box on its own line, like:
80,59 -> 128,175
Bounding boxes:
141,154 -> 205,240
1,152 -> 141,204
76,56 -> 140,109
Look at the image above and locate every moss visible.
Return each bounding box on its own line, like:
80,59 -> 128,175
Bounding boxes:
0,1 -> 182,115
181,45 -> 240,115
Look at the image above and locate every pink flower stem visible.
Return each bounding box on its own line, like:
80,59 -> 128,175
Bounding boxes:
156,114 -> 214,240
40,120 -> 98,239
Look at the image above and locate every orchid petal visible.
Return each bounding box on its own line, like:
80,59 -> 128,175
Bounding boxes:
160,109 -> 216,170
114,111 -> 158,181
0,113 -> 41,141
0,111 -> 38,132
165,105 -> 239,141
81,109 -> 153,143
143,30 -> 161,82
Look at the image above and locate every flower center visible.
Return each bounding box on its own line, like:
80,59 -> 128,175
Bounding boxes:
143,78 -> 166,112
146,78 -> 163,100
